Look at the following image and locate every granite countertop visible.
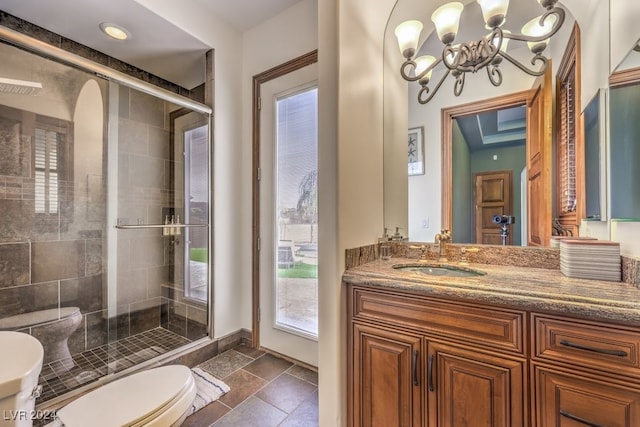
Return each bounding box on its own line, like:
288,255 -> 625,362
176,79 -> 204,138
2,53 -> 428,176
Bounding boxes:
343,258 -> 640,325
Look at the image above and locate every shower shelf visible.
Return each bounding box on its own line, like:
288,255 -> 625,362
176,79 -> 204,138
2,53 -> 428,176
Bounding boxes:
115,224 -> 208,229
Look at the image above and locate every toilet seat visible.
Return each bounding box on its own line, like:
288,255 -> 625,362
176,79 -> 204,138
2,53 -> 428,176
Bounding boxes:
56,365 -> 196,427
0,332 -> 43,401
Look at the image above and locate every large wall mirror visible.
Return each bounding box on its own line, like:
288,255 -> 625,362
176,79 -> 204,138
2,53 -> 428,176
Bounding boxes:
583,88 -> 607,222
609,41 -> 640,220
383,0 -> 640,249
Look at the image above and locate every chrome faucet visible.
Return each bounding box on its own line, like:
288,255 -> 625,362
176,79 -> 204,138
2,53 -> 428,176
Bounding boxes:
434,229 -> 452,262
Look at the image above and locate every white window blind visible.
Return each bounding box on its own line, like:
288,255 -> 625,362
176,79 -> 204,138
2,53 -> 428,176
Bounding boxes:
559,64 -> 576,214
35,128 -> 60,214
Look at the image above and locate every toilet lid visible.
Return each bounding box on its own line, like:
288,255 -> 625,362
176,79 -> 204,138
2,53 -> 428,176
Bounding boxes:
0,331 -> 43,399
57,365 -> 195,427
0,307 -> 80,330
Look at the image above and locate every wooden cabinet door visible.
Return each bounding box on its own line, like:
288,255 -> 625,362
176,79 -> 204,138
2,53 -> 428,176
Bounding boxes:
535,365 -> 640,427
427,342 -> 525,427
473,170 -> 513,245
352,323 -> 423,427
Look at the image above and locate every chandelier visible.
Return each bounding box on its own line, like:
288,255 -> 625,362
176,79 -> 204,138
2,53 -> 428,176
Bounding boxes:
395,0 -> 565,104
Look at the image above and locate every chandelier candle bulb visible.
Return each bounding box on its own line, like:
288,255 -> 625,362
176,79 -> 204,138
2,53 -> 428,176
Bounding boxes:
477,0 -> 510,28
415,55 -> 437,84
395,20 -> 423,59
431,2 -> 464,45
522,14 -> 557,53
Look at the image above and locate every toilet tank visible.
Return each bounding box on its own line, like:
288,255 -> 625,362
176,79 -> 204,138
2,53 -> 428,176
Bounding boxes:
0,332 -> 44,427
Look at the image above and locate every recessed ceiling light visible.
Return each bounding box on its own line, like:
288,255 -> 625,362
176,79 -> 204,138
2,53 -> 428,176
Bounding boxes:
99,22 -> 131,41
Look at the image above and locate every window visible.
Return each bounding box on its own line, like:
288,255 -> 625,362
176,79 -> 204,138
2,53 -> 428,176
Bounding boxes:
35,127 -> 61,214
183,123 -> 209,302
555,24 -> 582,233
275,85 -> 318,337
558,62 -> 576,214
0,105 -> 72,216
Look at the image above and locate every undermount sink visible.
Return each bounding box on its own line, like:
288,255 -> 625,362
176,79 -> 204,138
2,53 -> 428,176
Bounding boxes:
393,264 -> 485,277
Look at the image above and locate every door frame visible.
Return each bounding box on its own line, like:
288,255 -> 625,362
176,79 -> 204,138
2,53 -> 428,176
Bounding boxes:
252,50 -> 318,349
441,90 -> 532,240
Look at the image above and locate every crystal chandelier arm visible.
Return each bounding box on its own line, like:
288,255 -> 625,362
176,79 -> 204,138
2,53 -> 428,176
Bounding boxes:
499,51 -> 548,76
418,69 -> 451,104
504,7 -> 565,43
400,56 -> 443,82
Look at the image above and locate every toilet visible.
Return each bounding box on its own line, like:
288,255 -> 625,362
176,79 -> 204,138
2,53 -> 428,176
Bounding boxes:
50,365 -> 197,427
0,331 -> 44,427
0,308 -> 82,370
0,331 -> 197,427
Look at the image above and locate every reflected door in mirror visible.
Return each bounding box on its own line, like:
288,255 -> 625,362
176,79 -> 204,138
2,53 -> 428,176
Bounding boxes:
474,170 -> 513,245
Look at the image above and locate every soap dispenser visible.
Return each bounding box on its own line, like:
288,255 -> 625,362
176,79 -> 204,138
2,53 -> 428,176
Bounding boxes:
391,226 -> 404,241
378,227 -> 390,243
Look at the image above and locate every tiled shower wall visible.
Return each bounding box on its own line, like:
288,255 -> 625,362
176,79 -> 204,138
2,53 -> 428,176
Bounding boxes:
116,86 -> 208,342
0,69 -> 110,355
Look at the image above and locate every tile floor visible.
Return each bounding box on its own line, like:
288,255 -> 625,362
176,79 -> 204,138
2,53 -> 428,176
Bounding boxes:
183,345 -> 319,427
38,328 -> 191,402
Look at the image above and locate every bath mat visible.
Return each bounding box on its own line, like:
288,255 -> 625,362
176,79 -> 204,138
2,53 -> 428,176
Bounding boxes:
189,367 -> 230,415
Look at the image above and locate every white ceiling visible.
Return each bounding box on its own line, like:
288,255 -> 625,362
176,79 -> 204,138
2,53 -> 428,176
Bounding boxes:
193,0 -> 303,32
0,0 -> 302,89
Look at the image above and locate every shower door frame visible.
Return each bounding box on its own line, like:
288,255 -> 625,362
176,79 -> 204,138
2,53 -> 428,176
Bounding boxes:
0,24 -> 217,407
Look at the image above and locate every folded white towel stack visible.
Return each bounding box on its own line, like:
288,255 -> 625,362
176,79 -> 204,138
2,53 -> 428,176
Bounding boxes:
560,239 -> 621,282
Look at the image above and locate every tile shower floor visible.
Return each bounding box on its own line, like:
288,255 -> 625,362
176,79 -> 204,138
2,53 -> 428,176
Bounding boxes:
38,327 -> 191,402
184,345 -> 319,427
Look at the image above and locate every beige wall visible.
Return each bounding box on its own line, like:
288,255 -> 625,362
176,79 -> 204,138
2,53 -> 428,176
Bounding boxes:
321,0 -> 396,425
135,0 -> 247,338
317,1 -> 340,425
610,0 -> 640,72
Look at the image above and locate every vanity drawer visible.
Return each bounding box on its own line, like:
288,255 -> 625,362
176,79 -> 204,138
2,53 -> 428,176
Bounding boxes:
533,314 -> 640,377
351,286 -> 524,354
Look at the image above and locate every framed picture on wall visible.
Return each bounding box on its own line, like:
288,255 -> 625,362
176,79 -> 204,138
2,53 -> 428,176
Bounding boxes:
408,126 -> 425,176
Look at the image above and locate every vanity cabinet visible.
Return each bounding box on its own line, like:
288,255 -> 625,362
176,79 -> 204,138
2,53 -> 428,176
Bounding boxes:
348,284 -> 640,427
348,285 -> 527,427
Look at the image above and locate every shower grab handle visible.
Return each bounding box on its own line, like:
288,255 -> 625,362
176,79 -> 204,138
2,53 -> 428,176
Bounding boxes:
115,223 -> 208,229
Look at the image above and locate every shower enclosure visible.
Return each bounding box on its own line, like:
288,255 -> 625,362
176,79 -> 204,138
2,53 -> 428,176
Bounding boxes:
0,30 -> 211,403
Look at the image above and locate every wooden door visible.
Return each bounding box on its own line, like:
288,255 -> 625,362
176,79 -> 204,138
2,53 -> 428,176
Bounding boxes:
352,323 -> 423,427
474,170 -> 513,245
427,342 -> 525,427
526,67 -> 553,246
535,365 -> 640,427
